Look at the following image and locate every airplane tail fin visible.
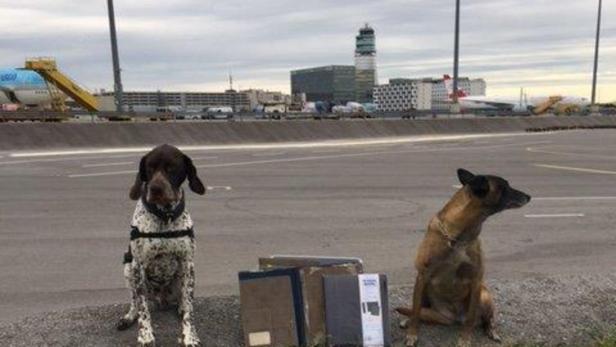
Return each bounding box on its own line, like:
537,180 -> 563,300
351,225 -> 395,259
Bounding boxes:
443,74 -> 467,99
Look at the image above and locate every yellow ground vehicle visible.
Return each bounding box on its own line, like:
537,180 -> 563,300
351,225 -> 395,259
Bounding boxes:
531,96 -> 562,115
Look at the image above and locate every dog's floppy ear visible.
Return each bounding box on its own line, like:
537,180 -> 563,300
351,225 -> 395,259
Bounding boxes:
184,154 -> 206,195
129,154 -> 148,200
457,168 -> 475,185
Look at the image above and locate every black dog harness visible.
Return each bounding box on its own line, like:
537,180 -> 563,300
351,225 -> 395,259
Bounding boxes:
130,226 -> 194,241
123,227 -> 194,264
123,194 -> 194,264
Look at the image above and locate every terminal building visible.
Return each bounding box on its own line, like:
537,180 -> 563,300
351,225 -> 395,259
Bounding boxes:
97,90 -> 256,112
373,79 -> 432,111
290,65 -> 356,105
373,76 -> 486,112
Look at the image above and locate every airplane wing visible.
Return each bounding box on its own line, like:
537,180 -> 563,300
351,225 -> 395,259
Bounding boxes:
461,97 -> 516,110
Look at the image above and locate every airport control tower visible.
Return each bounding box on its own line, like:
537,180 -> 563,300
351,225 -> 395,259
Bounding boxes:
354,24 -> 377,103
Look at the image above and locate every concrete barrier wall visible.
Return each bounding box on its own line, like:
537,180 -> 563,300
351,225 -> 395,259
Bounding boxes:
2,115 -> 616,151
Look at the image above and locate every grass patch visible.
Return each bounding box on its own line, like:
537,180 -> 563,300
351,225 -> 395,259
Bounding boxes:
595,327 -> 616,347
506,326 -> 616,347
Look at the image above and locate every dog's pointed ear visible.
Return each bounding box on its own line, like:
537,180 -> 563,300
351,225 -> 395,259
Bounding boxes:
184,154 -> 206,195
457,168 -> 475,185
468,175 -> 490,198
129,154 -> 148,200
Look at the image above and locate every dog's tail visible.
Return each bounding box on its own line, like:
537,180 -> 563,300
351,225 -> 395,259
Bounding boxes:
395,307 -> 413,317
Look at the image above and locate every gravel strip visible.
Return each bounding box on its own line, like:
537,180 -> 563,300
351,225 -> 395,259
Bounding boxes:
1,274 -> 615,347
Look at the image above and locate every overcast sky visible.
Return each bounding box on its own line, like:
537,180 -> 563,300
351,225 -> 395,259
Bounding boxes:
1,0 -> 614,100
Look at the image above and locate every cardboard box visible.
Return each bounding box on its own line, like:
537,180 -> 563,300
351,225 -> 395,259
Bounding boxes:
259,255 -> 364,269
239,268 -> 306,347
258,256 -> 363,346
324,274 -> 390,347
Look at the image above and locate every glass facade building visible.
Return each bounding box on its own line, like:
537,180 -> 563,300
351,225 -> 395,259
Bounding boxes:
290,65 -> 356,105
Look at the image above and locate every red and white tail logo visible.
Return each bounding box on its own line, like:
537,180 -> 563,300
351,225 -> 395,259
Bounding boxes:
443,74 -> 467,99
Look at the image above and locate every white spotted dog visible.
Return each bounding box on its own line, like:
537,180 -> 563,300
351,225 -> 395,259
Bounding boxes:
117,144 -> 206,347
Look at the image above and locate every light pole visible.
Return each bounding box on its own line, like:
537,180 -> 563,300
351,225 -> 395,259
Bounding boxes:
451,0 -> 461,114
591,0 -> 602,106
107,0 -> 124,113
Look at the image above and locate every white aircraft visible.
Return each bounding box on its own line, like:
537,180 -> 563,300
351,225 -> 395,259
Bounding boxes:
332,102 -> 365,114
0,68 -> 52,108
443,75 -> 590,114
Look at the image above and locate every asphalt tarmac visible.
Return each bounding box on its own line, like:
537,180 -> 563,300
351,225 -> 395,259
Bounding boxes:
1,130 -> 615,325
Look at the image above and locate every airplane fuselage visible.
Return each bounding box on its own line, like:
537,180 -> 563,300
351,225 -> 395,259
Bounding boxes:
0,68 -> 52,108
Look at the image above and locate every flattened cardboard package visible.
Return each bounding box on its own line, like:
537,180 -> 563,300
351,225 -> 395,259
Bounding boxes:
259,255 -> 363,269
238,268 -> 306,347
258,256 -> 364,346
324,274 -> 390,347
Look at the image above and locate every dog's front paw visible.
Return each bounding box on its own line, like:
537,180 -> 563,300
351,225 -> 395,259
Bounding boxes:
455,337 -> 471,347
404,334 -> 418,347
179,337 -> 200,347
138,329 -> 155,347
179,329 -> 201,347
486,329 -> 502,343
116,317 -> 137,331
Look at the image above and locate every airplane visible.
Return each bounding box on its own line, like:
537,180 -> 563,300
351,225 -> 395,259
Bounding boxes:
0,68 -> 52,108
443,75 -> 590,114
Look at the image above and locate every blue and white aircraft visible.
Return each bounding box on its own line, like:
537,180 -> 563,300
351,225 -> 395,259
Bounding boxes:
0,68 -> 52,107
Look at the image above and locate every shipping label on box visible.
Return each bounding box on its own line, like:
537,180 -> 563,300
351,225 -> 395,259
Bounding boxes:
358,274 -> 384,346
324,274 -> 390,347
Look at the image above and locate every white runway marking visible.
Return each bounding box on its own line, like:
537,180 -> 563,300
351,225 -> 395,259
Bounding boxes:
207,186 -> 232,191
311,149 -> 341,154
69,169 -> 135,178
533,196 -> 616,201
251,151 -> 287,157
67,141 -> 550,178
527,147 -> 614,160
0,154 -> 139,166
190,156 -> 218,161
82,161 -> 133,168
534,164 -> 616,175
11,132 -> 546,158
524,213 -> 585,218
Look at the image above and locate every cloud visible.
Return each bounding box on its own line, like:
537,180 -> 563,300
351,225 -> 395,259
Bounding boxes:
0,0 -> 614,100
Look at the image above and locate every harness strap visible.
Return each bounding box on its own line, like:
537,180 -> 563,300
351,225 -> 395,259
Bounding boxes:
130,226 -> 194,240
123,245 -> 133,264
122,227 -> 194,264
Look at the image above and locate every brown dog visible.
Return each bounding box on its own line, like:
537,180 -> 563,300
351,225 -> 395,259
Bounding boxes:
397,168 -> 531,347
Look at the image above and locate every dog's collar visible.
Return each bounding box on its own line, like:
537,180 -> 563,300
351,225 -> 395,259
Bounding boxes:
433,217 -> 466,249
141,190 -> 186,223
